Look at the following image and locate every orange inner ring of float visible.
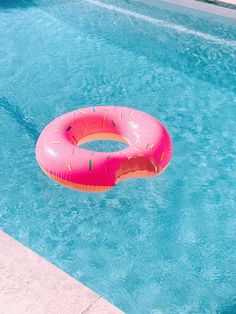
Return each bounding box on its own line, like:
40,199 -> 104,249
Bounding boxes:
77,132 -> 130,146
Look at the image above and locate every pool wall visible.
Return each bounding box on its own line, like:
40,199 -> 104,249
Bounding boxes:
137,0 -> 236,19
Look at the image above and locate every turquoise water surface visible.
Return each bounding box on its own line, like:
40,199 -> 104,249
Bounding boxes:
0,0 -> 236,313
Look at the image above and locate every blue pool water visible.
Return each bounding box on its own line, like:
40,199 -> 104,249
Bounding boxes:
0,0 -> 236,312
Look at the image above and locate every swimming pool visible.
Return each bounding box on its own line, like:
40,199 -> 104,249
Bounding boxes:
0,0 -> 235,312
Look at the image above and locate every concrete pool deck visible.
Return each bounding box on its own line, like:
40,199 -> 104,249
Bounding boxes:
0,231 -> 123,314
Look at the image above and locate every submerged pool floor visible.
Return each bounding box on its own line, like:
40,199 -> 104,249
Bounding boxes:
0,0 -> 236,313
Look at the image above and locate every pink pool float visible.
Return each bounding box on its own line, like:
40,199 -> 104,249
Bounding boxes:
36,106 -> 172,192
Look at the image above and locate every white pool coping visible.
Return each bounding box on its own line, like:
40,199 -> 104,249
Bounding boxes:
0,231 -> 124,314
221,0 -> 236,3
139,0 -> 236,19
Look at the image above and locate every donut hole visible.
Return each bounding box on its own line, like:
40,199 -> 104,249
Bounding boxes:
80,139 -> 128,152
78,132 -> 129,152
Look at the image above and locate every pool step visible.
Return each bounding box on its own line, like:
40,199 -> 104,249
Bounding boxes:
0,231 -> 124,314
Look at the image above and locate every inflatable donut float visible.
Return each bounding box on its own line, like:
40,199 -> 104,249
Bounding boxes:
36,106 -> 172,192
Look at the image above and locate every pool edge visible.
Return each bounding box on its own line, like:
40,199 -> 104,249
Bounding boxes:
139,0 -> 236,19
0,230 -> 124,314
